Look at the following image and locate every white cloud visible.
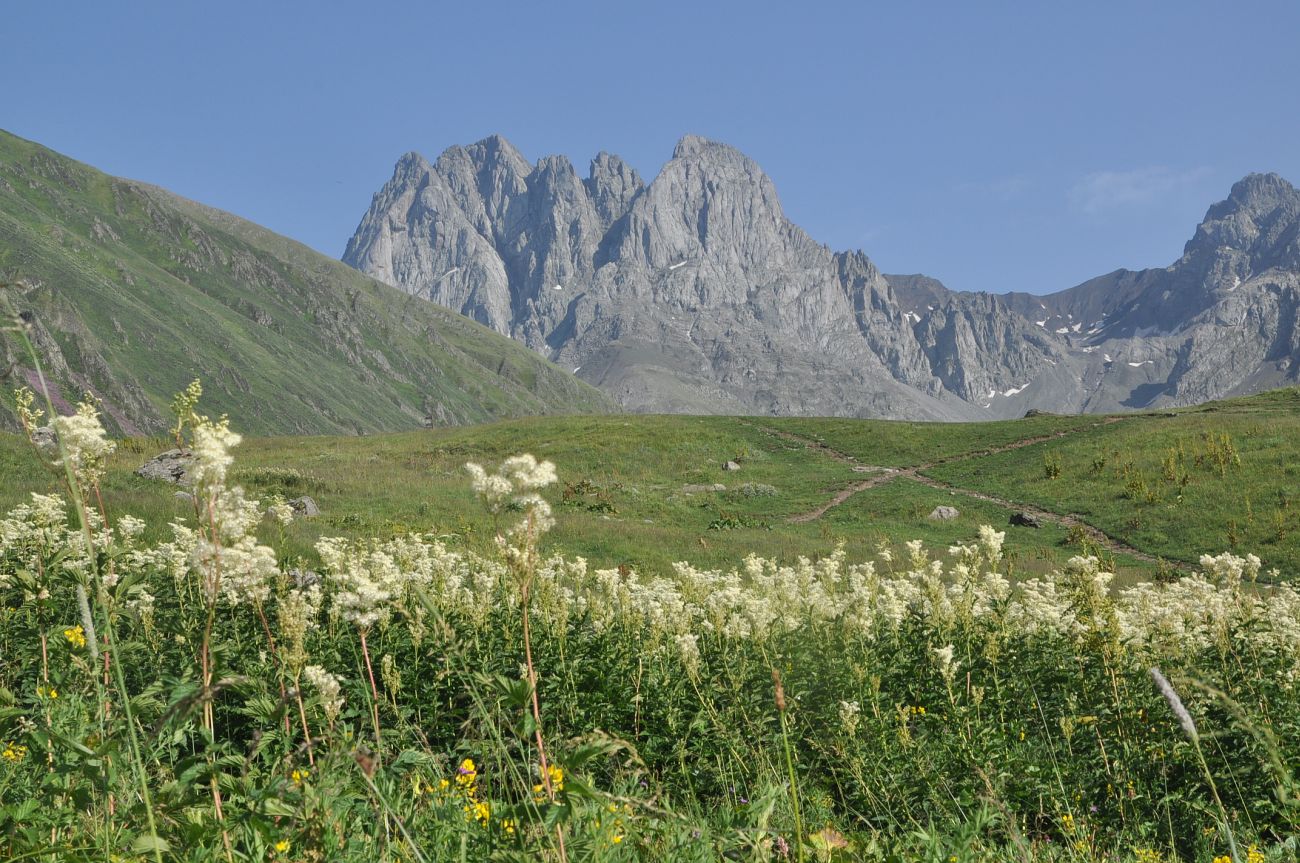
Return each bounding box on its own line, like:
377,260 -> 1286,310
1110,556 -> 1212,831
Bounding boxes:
1069,166 -> 1212,214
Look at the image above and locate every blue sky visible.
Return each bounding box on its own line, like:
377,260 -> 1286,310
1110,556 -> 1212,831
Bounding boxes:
5,0 -> 1298,295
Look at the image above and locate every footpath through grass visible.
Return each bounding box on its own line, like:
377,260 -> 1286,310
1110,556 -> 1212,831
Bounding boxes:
1,409 -> 1167,580
924,388 -> 1300,577
5,390 -> 1299,580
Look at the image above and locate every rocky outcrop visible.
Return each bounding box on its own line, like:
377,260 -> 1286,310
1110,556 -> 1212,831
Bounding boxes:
136,450 -> 195,484
346,135 -> 1300,419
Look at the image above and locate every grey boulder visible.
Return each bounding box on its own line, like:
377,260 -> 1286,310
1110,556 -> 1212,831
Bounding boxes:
136,450 -> 194,484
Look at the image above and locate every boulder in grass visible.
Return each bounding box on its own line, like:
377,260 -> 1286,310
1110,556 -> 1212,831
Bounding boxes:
30,426 -> 58,451
136,449 -> 195,484
723,460 -> 741,471
288,496 -> 320,517
1010,511 -> 1043,528
680,483 -> 726,494
928,505 -> 960,521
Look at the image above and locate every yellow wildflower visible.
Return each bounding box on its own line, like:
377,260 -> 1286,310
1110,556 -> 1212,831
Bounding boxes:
463,800 -> 489,826
37,685 -> 58,700
291,768 -> 310,785
63,625 -> 86,649
1246,847 -> 1265,863
456,758 -> 478,792
2,742 -> 27,763
1213,856 -> 1233,863
274,839 -> 290,853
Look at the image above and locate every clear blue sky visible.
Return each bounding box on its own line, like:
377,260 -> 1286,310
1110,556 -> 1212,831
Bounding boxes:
5,0 -> 1299,295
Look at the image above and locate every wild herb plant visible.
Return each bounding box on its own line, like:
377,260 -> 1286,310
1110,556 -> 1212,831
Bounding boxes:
1,374 -> 1299,860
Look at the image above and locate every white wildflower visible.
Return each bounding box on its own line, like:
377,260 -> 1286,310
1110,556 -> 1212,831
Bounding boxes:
838,700 -> 862,735
50,399 -> 116,490
303,665 -> 345,725
266,497 -> 295,527
500,454 -> 557,490
675,632 -> 701,676
190,418 -> 241,487
932,643 -> 958,685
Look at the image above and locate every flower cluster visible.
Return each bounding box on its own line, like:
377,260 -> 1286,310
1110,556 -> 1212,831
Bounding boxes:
466,454 -> 558,539
302,665 -> 345,725
49,398 -> 117,491
181,416 -> 280,606
366,523 -> 1300,683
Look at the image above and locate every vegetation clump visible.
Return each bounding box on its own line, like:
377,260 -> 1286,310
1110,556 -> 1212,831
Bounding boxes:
1,381 -> 1299,861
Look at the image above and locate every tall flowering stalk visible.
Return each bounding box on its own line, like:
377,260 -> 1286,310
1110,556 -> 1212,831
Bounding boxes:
317,536 -> 403,749
169,385 -> 279,863
466,454 -> 566,860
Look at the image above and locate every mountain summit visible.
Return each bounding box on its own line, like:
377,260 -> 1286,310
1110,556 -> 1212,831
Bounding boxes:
345,135 -> 1300,419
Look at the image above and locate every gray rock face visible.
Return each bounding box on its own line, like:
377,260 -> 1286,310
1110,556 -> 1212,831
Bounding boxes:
345,135 -> 1300,419
30,426 -> 57,451
929,506 -> 960,521
288,496 -> 320,517
136,450 -> 194,484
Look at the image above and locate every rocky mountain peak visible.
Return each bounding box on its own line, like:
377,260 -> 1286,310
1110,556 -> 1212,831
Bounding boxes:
345,138 -> 1300,420
585,152 -> 643,225
394,150 -> 432,178
671,134 -> 713,159
1184,172 -> 1300,274
531,154 -> 582,192
1217,172 -> 1298,217
669,134 -> 757,171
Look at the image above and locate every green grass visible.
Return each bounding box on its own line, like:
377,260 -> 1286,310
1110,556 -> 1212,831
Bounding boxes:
925,388 -> 1300,575
0,128 -> 616,436
3,396 -> 1299,861
763,412 -> 1105,467
0,412 -> 1147,579
7,388 -> 1300,583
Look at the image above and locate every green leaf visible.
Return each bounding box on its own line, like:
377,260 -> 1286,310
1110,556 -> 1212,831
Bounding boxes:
130,834 -> 172,854
260,797 -> 298,818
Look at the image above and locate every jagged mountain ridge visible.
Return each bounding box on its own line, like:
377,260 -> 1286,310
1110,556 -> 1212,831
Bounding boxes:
0,130 -> 616,436
345,134 -> 1300,419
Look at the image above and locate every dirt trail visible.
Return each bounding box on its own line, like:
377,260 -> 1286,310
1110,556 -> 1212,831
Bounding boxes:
754,416 -> 1181,568
907,474 -> 1185,569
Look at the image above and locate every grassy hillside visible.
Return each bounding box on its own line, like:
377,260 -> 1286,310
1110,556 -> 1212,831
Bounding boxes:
3,389 -> 1299,861
0,129 -> 616,435
5,388 -> 1298,580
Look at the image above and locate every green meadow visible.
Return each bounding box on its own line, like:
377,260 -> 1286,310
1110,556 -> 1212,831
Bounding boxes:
2,389 -> 1300,861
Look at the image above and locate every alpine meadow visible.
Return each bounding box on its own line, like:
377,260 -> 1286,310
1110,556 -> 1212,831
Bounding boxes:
5,4 -> 1300,860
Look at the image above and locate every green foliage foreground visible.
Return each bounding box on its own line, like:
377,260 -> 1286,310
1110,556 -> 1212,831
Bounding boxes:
1,388 -> 1299,862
